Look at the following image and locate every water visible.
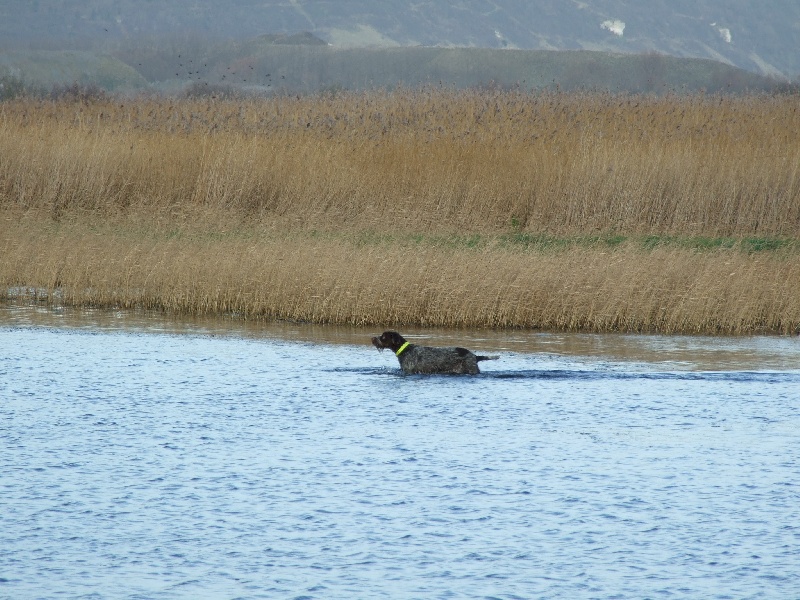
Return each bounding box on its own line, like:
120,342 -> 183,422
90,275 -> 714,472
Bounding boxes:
2,304 -> 799,599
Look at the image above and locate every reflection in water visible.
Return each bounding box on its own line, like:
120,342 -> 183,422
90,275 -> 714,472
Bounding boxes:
2,301 -> 799,598
335,366 -> 799,385
2,300 -> 799,371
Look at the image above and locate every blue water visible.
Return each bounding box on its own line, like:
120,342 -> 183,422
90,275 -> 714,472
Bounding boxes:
2,305 -> 799,599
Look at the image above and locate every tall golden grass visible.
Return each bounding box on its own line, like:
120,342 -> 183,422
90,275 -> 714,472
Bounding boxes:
1,90 -> 799,333
2,217 -> 798,334
2,89 -> 799,235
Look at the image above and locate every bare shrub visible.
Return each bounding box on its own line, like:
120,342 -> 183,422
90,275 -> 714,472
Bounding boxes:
48,82 -> 108,103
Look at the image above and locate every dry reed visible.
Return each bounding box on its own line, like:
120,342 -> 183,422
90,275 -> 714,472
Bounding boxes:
1,89 -> 799,236
2,90 -> 799,334
2,217 -> 798,334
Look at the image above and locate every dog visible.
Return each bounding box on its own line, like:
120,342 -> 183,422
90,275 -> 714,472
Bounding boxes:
371,331 -> 498,374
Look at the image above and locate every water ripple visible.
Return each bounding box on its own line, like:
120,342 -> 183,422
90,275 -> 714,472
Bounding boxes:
1,322 -> 799,598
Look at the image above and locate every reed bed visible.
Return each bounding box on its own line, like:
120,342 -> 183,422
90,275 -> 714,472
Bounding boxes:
2,89 -> 799,236
2,217 -> 799,334
2,89 -> 799,333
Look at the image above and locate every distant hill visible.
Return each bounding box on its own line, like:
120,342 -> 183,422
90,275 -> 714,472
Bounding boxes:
0,1 -> 798,79
1,41 -> 788,99
163,44 -> 784,95
0,50 -> 148,94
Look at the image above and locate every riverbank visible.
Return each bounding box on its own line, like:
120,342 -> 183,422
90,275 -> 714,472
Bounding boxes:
2,91 -> 799,334
2,215 -> 798,334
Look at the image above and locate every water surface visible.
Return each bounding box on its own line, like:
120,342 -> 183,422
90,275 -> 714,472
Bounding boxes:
2,304 -> 799,599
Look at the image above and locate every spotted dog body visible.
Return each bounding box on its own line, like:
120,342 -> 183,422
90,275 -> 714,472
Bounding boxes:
371,331 -> 498,375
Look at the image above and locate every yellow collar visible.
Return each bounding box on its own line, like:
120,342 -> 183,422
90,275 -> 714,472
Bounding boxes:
396,341 -> 410,356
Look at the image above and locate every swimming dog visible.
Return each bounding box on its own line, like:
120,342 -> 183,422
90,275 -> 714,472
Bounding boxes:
371,331 -> 498,374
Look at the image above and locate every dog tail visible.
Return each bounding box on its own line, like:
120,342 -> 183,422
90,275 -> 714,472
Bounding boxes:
476,355 -> 499,362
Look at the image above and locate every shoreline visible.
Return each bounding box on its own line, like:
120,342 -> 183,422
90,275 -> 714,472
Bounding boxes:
3,216 -> 798,336
3,300 -> 800,375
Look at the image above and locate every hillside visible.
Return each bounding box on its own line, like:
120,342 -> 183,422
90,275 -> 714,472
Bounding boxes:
0,50 -> 148,93
1,41 -> 787,99
0,1 -> 798,79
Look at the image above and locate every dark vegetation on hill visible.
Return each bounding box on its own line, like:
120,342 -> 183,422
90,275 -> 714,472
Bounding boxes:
1,32 -> 796,101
